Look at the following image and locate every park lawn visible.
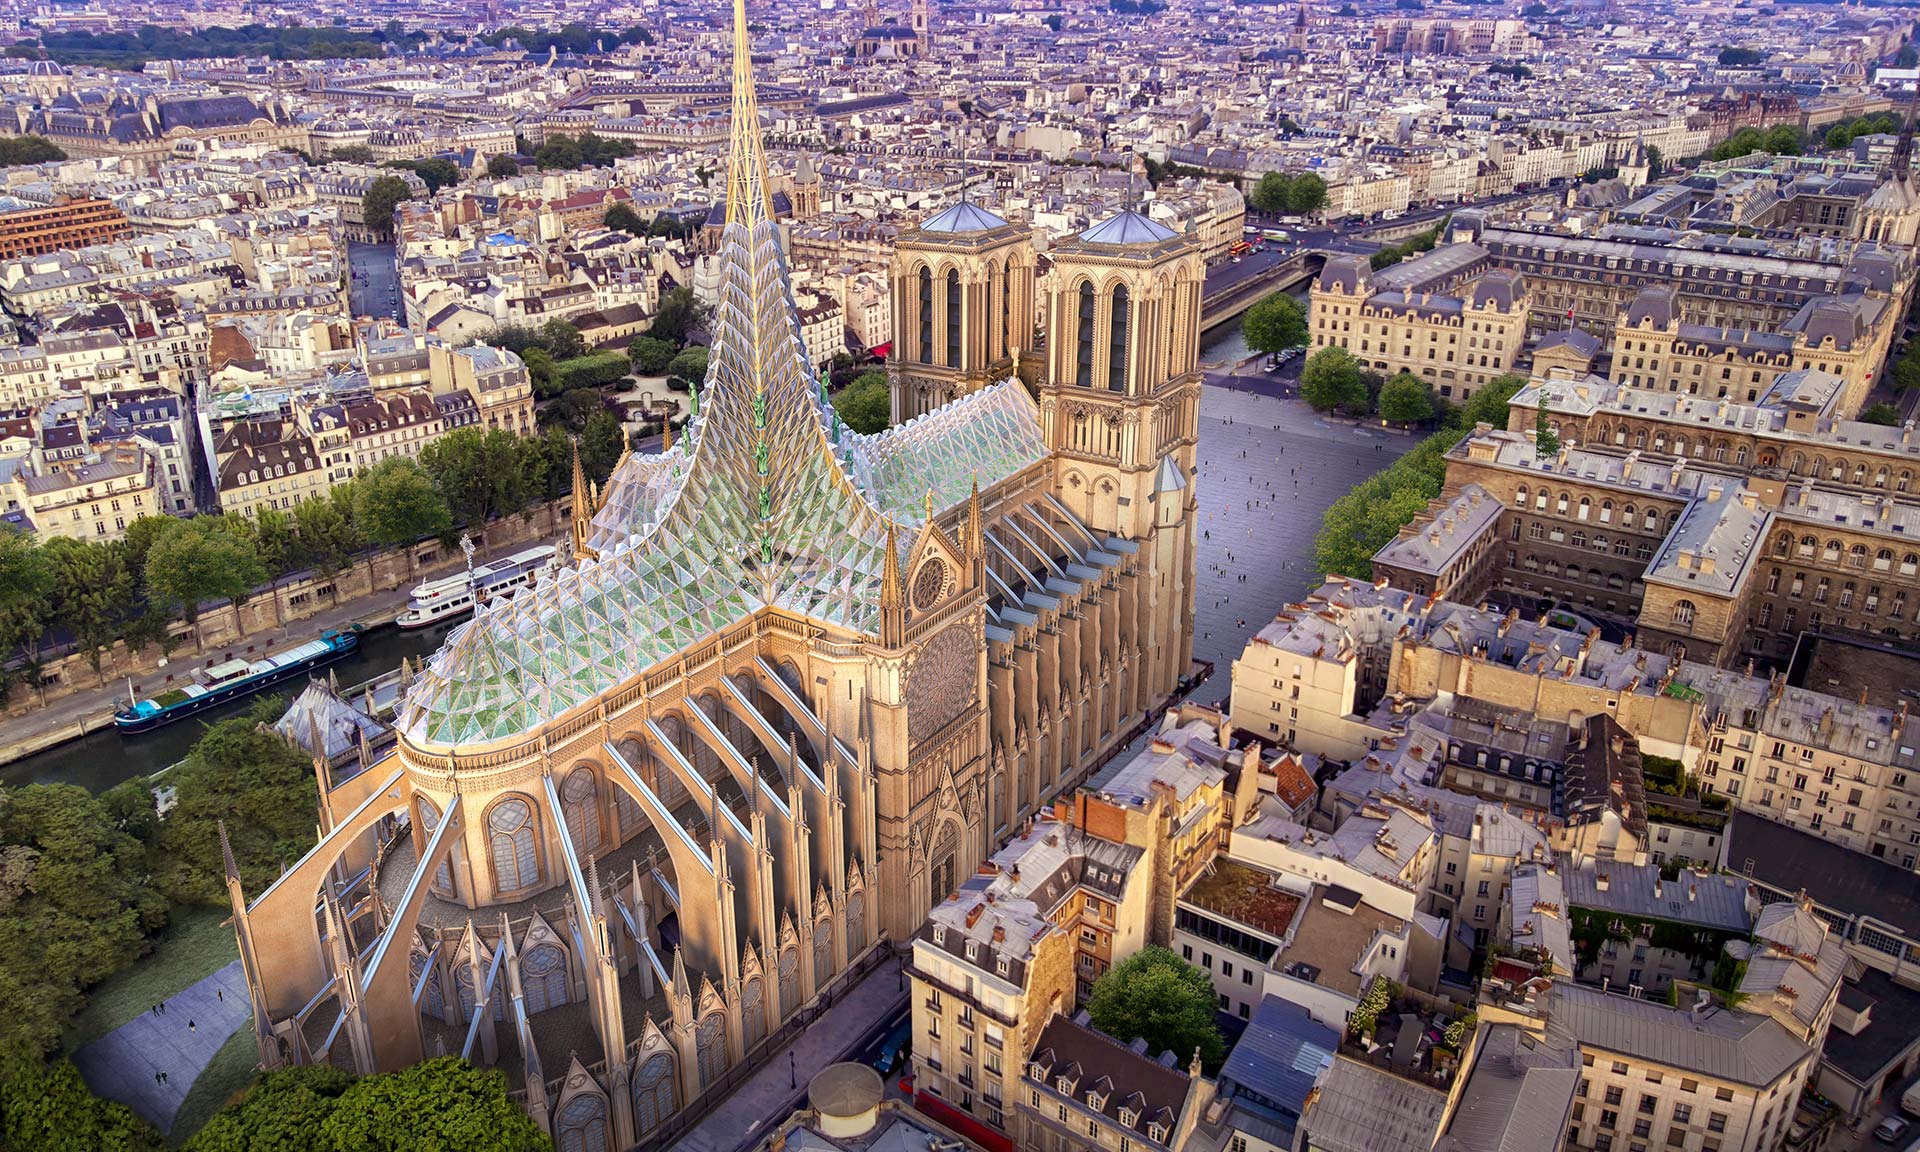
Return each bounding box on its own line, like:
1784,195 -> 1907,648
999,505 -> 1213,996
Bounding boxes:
64,905 -> 239,1051
167,1028 -> 258,1147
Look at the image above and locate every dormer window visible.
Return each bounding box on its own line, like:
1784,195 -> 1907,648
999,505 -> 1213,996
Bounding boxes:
1057,1076 -> 1074,1094
1088,1092 -> 1106,1112
995,956 -> 1010,977
1029,1062 -> 1047,1081
933,926 -> 946,945
965,940 -> 979,961
1148,1123 -> 1168,1143
1119,1108 -> 1137,1128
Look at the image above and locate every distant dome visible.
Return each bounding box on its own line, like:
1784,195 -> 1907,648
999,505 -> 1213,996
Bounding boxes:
1079,208 -> 1178,245
27,59 -> 65,77
919,200 -> 1007,233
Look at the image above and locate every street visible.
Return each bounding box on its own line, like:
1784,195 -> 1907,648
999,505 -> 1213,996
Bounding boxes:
348,240 -> 402,321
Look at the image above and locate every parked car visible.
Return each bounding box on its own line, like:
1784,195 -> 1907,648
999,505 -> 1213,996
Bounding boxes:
1877,1115 -> 1911,1144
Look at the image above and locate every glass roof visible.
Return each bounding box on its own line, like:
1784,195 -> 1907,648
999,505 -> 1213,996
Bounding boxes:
398,1 -> 1050,749
919,201 -> 1010,234
1079,209 -> 1179,245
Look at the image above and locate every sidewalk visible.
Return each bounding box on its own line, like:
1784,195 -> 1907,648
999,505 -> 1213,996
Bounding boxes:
671,954 -> 907,1152
0,581 -> 420,766
71,959 -> 252,1135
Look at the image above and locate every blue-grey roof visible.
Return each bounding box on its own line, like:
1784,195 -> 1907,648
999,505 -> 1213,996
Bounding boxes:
1220,996 -> 1337,1116
1560,859 -> 1753,933
1079,209 -> 1178,245
919,201 -> 1008,233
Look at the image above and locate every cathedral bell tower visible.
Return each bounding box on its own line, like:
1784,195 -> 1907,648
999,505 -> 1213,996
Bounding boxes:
888,194 -> 1037,422
1040,204 -> 1205,702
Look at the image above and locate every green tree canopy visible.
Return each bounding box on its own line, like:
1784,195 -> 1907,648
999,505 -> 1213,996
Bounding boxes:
1249,170 -> 1328,215
420,428 -> 530,530
1455,373 -> 1526,429
143,518 -> 267,624
603,201 -> 644,235
581,409 -> 627,483
0,528 -> 56,661
1300,346 -> 1370,414
40,537 -> 136,678
326,144 -> 375,164
155,699 -> 317,904
186,1065 -> 355,1152
1243,293 -> 1308,356
0,784 -> 168,1073
0,1059 -> 161,1150
318,1058 -> 550,1151
0,136 -> 68,167
649,287 -> 712,347
1085,945 -> 1226,1071
1860,402 -> 1901,426
833,370 -> 892,435
485,153 -> 520,179
667,346 -> 711,390
294,496 -> 362,576
361,175 -> 414,239
345,458 -> 452,549
539,320 -> 586,361
1378,371 -> 1436,424
410,157 -> 461,195
627,335 -> 677,376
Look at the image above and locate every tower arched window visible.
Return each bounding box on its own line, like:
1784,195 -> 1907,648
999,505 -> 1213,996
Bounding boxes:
945,268 -> 962,368
1001,258 -> 1015,358
917,266 -> 932,365
632,1053 -> 676,1137
1074,281 -> 1095,388
1107,285 -> 1130,392
561,768 -> 601,858
488,797 -> 540,895
556,1093 -> 608,1152
522,940 -> 570,1014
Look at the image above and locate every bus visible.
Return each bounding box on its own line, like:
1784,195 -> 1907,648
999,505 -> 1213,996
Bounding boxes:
1229,239 -> 1254,257
1261,228 -> 1292,244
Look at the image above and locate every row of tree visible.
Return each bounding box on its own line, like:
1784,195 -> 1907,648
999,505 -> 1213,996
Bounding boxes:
1248,170 -> 1329,216
0,136 -> 66,167
1369,217 -> 1448,270
1711,125 -> 1803,162
523,132 -> 635,172
1312,374 -> 1526,578
480,22 -> 653,53
602,201 -> 700,244
1824,112 -> 1906,151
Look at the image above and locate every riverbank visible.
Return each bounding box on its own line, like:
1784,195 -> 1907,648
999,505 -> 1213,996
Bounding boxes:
0,581 -> 419,781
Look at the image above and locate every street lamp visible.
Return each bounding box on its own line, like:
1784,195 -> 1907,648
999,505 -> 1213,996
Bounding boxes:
789,1048 -> 797,1090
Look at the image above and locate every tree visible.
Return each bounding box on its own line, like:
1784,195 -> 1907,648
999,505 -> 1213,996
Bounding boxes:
361,175 -> 414,239
411,156 -> 461,195
186,1065 -> 356,1152
253,506 -> 304,577
1300,346 -> 1370,414
1891,356 -> 1920,394
0,1059 -> 161,1151
326,144 -> 375,164
318,1058 -> 550,1151
0,784 -> 168,1075
144,518 -> 267,626
1761,124 -> 1803,157
293,496 -> 360,577
533,134 -> 582,171
0,135 -> 67,167
1716,46 -> 1766,66
1378,371 -> 1435,424
540,319 -> 586,361
1043,13 -> 1064,31
667,346 -> 711,390
627,335 -> 676,376
345,458 -> 452,550
520,347 -> 555,395
1860,402 -> 1901,426
1454,373 -> 1526,430
648,287 -> 711,346
1644,144 -> 1664,180
581,409 -> 627,483
420,428 -> 529,529
1826,123 -> 1854,151
1250,171 -> 1324,215
0,529 -> 55,665
1085,946 -> 1225,1072
1242,293 -> 1307,357
485,153 -> 520,179
604,201 -> 644,235
833,370 -> 892,434
1534,390 -> 1561,457
41,537 -> 136,681
155,700 -> 318,904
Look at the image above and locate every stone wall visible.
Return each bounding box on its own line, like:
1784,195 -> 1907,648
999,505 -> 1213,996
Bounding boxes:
8,500 -> 568,716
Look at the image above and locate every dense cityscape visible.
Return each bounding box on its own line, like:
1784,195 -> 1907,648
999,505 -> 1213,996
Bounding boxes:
2,0 -> 1920,1150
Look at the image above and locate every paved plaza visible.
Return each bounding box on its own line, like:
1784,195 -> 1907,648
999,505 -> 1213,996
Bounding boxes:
1187,380 -> 1413,693
72,959 -> 252,1135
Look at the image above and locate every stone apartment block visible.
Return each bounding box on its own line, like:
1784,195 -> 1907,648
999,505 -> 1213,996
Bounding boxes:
2,439 -> 158,539
1309,248 -> 1530,402
1017,1012 -> 1213,1152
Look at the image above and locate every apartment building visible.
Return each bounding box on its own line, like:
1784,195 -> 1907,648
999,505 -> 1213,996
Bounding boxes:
1017,1013 -> 1213,1152
1309,251 -> 1529,401
0,197 -> 131,260
1,440 -> 158,539
212,415 -> 327,519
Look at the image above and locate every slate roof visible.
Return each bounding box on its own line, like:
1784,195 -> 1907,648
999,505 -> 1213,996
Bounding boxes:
1433,1024 -> 1580,1152
1727,812 -> 1920,938
1300,1055 -> 1447,1152
1218,996 -> 1336,1117
1550,983 -> 1809,1086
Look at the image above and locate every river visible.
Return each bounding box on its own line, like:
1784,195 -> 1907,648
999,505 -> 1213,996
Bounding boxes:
1,621 -> 458,793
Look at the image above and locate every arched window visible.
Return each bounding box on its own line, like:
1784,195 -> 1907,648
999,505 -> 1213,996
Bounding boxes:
945,268 -> 962,368
1515,485 -> 1529,509
696,1013 -> 728,1088
562,768 -> 601,858
489,798 -> 539,895
556,1093 -> 609,1152
455,960 -> 504,1022
1671,600 -> 1696,628
1107,284 -> 1130,392
522,941 -> 570,1014
779,948 -> 800,1018
813,919 -> 834,985
846,889 -> 865,954
632,1054 -> 676,1137
418,797 -> 455,899
1074,282 -> 1095,388
916,267 -> 932,365
1001,257 -> 1015,357
742,976 -> 766,1050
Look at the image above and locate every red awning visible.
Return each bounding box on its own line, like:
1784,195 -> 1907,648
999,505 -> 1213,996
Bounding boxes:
914,1091 -> 1014,1152
867,342 -> 892,358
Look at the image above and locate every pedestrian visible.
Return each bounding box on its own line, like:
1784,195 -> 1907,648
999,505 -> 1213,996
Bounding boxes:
155,1072 -> 162,1085
189,1020 -> 196,1034
217,988 -> 224,1002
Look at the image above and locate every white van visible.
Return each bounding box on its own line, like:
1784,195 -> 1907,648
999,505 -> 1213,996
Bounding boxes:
1902,1079 -> 1920,1119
